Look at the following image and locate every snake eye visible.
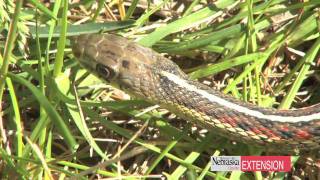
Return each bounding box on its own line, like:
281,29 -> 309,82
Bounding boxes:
96,64 -> 115,81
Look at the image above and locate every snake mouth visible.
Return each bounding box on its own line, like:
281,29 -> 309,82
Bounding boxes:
115,76 -> 130,89
77,57 -> 97,73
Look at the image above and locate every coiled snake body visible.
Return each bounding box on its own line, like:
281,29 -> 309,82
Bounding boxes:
72,34 -> 320,152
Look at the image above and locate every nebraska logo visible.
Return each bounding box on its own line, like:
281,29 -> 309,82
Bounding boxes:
211,156 -> 291,172
211,156 -> 240,171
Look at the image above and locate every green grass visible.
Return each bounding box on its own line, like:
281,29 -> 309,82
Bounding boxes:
0,0 -> 319,179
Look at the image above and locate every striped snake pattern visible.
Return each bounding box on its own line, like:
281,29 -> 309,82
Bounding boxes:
71,34 -> 320,152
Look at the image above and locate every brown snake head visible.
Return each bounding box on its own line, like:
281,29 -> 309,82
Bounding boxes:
71,34 -> 187,99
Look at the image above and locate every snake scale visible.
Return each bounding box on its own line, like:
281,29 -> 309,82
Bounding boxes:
71,34 -> 320,152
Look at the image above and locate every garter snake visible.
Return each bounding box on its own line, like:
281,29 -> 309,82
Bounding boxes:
71,34 -> 320,152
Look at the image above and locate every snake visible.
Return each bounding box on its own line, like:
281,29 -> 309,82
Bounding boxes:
71,34 -> 320,152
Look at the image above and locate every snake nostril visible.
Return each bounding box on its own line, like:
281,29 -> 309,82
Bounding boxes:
73,48 -> 82,58
122,60 -> 130,68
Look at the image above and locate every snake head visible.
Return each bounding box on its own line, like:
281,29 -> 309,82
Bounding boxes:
71,33 -> 182,99
71,34 -> 126,83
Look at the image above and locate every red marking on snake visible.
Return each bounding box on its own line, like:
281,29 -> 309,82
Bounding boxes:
295,130 -> 311,139
221,116 -> 237,127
